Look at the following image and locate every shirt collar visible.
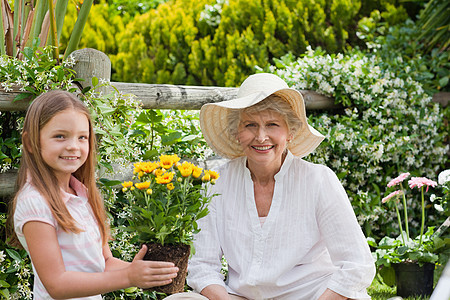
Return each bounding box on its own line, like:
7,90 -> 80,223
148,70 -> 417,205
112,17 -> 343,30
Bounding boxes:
274,150 -> 294,180
61,176 -> 88,203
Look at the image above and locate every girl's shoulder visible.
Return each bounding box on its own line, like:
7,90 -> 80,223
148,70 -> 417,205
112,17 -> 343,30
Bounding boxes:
15,182 -> 52,213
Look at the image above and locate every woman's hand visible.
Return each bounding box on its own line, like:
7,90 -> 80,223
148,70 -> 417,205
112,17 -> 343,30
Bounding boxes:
127,245 -> 179,288
318,288 -> 348,300
201,284 -> 232,300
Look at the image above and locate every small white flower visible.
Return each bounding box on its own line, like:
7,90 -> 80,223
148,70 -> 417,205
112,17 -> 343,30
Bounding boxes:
438,169 -> 450,185
434,204 -> 444,212
430,194 -> 436,202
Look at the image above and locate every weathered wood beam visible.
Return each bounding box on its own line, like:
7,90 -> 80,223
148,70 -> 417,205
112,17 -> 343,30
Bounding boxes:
0,169 -> 17,198
0,83 -> 338,111
0,89 -> 32,111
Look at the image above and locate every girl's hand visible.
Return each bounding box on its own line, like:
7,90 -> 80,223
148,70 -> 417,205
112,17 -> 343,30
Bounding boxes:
127,245 -> 179,288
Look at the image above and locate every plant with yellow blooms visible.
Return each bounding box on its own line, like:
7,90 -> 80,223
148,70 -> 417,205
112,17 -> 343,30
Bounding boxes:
121,154 -> 219,246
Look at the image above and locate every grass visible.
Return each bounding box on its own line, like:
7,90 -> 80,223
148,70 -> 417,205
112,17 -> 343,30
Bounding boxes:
368,279 -> 430,300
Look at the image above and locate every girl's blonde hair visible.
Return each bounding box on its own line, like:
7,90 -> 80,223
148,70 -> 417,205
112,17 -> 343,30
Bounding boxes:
7,90 -> 109,248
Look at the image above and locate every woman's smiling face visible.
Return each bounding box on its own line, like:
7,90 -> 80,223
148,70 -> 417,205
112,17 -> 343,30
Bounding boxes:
237,109 -> 290,168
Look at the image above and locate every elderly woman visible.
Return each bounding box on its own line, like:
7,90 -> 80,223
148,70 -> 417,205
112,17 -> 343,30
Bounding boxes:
167,73 -> 375,300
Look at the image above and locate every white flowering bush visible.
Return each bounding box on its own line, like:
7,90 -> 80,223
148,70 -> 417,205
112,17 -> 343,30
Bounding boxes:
267,47 -> 448,239
0,241 -> 33,299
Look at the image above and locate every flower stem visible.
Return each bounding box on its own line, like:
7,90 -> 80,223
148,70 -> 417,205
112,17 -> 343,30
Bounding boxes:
400,183 -> 410,239
419,186 -> 425,247
394,202 -> 406,245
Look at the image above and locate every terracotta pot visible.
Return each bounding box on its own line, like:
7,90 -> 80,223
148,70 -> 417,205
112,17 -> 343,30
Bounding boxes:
393,262 -> 434,297
143,243 -> 190,294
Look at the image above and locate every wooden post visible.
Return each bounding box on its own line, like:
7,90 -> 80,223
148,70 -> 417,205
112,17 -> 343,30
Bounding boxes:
69,48 -> 111,95
0,169 -> 17,198
0,86 -> 32,111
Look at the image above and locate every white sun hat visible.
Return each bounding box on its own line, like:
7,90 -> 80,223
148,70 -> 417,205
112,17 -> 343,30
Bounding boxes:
200,73 -> 325,159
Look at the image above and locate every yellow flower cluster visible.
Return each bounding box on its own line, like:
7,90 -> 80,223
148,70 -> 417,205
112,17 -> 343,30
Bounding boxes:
177,161 -> 203,178
202,170 -> 220,184
122,154 -> 219,193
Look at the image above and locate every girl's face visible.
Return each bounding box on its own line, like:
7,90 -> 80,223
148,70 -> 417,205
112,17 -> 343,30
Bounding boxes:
237,109 -> 290,170
39,109 -> 90,182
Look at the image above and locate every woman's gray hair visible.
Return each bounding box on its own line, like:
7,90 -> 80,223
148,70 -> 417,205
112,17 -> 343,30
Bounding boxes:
226,94 -> 303,139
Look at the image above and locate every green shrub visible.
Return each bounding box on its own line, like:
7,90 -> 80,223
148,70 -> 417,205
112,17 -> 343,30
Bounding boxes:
111,0 -> 368,86
357,11 -> 449,93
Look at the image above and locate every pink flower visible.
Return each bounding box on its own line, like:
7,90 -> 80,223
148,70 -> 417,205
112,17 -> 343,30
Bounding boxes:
382,190 -> 403,203
387,172 -> 410,187
408,177 -> 438,192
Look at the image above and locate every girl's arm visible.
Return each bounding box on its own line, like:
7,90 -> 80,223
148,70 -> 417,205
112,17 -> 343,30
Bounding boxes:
103,244 -> 131,271
23,221 -> 178,299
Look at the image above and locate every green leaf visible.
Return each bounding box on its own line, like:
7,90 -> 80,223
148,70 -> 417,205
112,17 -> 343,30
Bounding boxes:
5,248 -> 22,262
367,237 -> 377,247
13,93 -> 32,102
181,135 -> 198,142
91,76 -> 99,87
161,131 -> 182,145
438,76 -> 449,87
0,280 -> 10,288
0,288 -> 10,299
96,105 -> 116,115
98,178 -> 122,187
379,265 -> 396,286
143,149 -> 159,160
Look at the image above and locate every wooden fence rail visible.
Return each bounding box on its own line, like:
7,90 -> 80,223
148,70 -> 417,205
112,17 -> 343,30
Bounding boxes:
0,48 -> 338,111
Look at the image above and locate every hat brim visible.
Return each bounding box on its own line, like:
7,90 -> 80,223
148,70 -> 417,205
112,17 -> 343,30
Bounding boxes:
200,88 -> 324,159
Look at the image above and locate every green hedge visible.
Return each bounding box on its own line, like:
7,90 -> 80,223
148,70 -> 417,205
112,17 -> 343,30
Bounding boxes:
57,0 -> 417,87
110,0 -> 408,86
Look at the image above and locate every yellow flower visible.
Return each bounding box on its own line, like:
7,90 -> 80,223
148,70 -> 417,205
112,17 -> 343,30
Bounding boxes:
167,183 -> 175,190
122,187 -> 128,192
135,181 -> 151,190
177,161 -> 194,177
156,172 -> 175,184
159,154 -> 181,169
146,189 -> 153,195
121,181 -> 133,188
202,170 -> 220,182
192,166 -> 203,178
134,161 -> 160,175
154,168 -> 166,177
207,170 -> 220,180
202,173 -> 211,182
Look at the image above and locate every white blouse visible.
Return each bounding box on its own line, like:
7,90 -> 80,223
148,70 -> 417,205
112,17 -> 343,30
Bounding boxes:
187,151 -> 375,300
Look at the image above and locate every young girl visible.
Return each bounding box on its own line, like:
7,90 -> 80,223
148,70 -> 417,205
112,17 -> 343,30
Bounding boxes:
7,90 -> 178,299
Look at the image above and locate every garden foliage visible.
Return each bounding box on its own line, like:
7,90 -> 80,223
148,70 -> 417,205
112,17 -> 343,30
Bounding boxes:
110,0 -> 403,86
